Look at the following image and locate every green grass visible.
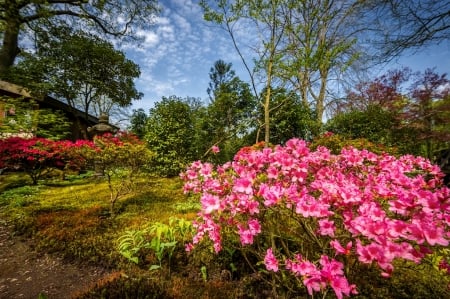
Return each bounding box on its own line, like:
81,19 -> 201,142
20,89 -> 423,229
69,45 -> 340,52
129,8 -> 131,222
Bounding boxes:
0,172 -> 196,266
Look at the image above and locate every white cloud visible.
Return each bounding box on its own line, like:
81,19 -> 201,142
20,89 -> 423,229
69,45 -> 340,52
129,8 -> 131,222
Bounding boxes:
137,30 -> 159,48
124,0 -> 254,109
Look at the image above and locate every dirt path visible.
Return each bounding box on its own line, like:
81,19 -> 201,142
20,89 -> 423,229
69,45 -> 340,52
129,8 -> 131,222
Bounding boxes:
0,219 -> 110,299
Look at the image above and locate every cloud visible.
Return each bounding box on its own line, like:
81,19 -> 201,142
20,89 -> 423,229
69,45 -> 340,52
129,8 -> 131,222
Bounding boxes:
123,0 -> 250,109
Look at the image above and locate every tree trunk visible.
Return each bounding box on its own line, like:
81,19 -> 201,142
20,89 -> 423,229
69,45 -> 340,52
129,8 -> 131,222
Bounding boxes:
0,11 -> 21,77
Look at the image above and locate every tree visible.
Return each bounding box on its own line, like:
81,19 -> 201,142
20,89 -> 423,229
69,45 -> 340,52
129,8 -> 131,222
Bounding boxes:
207,59 -> 236,100
204,60 -> 256,161
279,0 -> 364,125
256,88 -> 317,145
201,0 -> 288,144
0,137 -> 93,184
11,28 -> 143,138
145,96 -> 199,177
89,132 -> 154,216
403,69 -> 450,159
330,68 -> 450,158
0,0 -> 159,77
129,108 -> 149,140
201,0 -> 368,141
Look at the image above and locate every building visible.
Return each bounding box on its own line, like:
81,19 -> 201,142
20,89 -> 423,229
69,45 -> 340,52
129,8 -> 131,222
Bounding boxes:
0,80 -> 100,140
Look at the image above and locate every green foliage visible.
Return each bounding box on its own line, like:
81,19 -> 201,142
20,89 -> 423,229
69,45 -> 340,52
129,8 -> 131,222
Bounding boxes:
117,230 -> 147,264
173,199 -> 201,213
145,96 -> 201,177
310,132 -> 398,155
0,96 -> 71,140
255,88 -> 318,144
117,217 -> 194,273
0,185 -> 40,207
0,0 -> 160,77
9,26 -> 142,131
325,104 -> 398,145
204,60 -> 256,162
128,108 -> 148,139
325,103 -> 419,155
90,132 -> 155,216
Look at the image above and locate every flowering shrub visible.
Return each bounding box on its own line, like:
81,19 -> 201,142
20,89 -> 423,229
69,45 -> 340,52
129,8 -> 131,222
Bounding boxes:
181,139 -> 450,298
0,137 -> 94,184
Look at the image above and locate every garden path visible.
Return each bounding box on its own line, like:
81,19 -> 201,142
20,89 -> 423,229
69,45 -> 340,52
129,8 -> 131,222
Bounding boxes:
0,220 -> 110,299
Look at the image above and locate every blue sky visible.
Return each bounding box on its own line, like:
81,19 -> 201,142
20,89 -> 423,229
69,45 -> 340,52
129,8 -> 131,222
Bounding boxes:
122,0 -> 245,111
124,0 -> 450,112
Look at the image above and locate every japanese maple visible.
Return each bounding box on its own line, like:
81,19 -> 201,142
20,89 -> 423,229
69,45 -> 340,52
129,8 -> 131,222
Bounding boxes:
0,137 -> 94,184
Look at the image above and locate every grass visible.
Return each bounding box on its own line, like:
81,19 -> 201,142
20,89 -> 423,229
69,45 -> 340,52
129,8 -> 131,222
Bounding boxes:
1,171 -> 449,298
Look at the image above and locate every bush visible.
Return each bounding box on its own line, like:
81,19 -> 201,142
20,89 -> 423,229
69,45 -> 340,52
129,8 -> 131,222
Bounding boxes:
182,138 -> 450,298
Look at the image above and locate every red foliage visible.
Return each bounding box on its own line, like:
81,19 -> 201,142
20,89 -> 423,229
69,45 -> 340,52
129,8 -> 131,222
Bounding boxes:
340,68 -> 411,113
0,137 -> 94,184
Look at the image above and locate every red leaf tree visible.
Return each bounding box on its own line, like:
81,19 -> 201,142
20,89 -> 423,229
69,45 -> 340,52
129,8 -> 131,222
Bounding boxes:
0,137 -> 94,184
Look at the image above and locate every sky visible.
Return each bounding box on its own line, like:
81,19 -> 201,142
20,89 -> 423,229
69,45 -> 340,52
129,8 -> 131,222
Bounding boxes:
124,0 -> 450,113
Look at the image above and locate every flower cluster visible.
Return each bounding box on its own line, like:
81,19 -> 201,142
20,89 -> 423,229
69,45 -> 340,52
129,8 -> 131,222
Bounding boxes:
181,138 -> 450,298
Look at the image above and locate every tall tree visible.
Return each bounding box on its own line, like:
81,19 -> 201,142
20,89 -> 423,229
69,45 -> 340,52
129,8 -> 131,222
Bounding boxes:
129,108 -> 149,140
201,0 -> 287,144
204,60 -> 255,159
11,27 -> 143,138
279,0 -> 363,126
207,59 -> 236,100
0,0 -> 159,77
403,69 -> 450,159
201,0 -> 368,141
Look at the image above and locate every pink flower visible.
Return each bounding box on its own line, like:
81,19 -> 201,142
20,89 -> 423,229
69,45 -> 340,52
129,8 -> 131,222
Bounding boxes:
331,240 -> 352,255
201,194 -> 221,214
318,219 -> 335,237
264,248 -> 279,272
180,136 -> 450,297
248,219 -> 261,234
233,178 -> 253,195
237,219 -> 261,245
185,243 -> 194,252
211,145 -> 220,153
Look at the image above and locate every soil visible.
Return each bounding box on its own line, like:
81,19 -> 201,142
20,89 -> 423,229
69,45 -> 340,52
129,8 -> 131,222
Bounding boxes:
0,219 -> 111,299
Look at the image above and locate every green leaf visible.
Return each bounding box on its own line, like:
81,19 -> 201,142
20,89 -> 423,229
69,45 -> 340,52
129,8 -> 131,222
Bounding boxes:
149,264 -> 161,271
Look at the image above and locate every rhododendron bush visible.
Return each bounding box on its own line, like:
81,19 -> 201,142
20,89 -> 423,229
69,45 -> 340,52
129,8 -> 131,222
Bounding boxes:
181,138 -> 450,298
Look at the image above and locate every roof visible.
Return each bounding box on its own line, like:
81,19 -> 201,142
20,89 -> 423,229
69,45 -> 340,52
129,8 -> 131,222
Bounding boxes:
0,80 -> 98,125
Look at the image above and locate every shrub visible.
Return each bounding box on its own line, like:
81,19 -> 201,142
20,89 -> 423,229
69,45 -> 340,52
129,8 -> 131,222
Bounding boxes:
0,137 -> 94,184
182,139 -> 450,298
87,132 -> 155,216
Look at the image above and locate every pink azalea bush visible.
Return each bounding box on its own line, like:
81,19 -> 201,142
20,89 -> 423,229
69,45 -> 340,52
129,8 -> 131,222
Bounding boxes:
181,138 -> 450,298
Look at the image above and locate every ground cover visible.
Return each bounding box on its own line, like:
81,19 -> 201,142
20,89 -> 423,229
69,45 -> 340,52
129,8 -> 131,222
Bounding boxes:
0,170 -> 449,298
